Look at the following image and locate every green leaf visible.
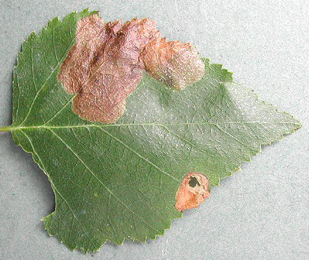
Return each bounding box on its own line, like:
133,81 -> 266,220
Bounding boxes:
0,10 -> 300,252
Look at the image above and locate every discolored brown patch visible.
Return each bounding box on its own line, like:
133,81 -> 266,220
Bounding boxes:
142,37 -> 205,90
175,172 -> 210,212
59,15 -> 157,123
59,14 -> 205,123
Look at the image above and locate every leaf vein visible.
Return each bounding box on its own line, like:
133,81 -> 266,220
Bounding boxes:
48,128 -> 162,234
21,130 -> 92,247
97,126 -> 180,183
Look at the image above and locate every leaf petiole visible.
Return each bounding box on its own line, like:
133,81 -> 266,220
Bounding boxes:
0,126 -> 12,132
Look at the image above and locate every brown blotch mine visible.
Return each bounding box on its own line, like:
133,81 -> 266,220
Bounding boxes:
142,36 -> 205,90
175,172 -> 210,212
59,14 -> 205,123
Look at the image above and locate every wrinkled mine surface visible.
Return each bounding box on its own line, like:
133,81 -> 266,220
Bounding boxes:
175,172 -> 210,211
142,37 -> 205,90
59,14 -> 205,123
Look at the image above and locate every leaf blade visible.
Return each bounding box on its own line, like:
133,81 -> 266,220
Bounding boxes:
10,11 -> 301,252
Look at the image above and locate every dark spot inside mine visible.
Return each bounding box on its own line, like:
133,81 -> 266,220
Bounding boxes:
189,176 -> 200,187
91,53 -> 100,65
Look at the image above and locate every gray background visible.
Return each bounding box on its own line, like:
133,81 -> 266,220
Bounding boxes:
0,0 -> 308,259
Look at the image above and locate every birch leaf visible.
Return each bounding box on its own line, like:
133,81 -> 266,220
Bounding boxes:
0,9 -> 300,252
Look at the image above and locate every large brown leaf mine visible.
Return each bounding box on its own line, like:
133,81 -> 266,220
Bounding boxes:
59,14 -> 205,123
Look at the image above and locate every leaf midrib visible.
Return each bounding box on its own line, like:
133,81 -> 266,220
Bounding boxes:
6,120 -> 299,132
